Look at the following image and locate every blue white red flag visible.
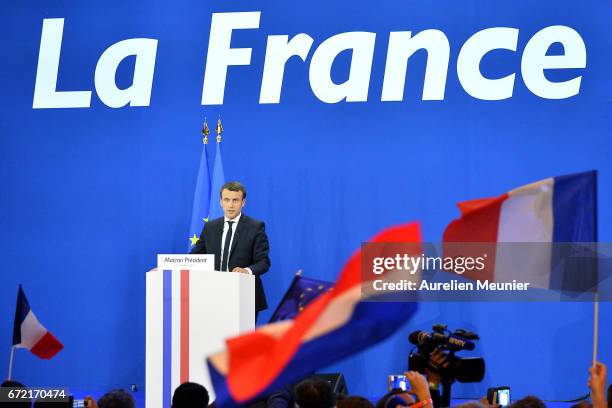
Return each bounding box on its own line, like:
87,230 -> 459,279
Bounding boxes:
188,131 -> 212,250
443,171 -> 596,289
205,222 -> 422,406
12,285 -> 63,359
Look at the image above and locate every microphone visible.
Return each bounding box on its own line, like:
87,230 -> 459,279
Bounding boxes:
409,330 -> 475,351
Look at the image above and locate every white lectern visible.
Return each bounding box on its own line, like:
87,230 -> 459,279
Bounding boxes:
146,254 -> 255,408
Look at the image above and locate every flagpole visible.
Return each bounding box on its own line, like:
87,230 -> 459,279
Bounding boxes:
592,170 -> 599,367
8,346 -> 15,380
592,291 -> 599,366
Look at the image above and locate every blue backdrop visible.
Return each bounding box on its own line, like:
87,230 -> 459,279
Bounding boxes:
1,0 -> 611,402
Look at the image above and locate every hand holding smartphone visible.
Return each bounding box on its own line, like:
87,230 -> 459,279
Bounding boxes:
487,386 -> 511,407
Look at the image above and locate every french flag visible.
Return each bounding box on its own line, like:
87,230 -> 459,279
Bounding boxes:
12,285 -> 63,359
443,171 -> 596,289
205,223 -> 422,407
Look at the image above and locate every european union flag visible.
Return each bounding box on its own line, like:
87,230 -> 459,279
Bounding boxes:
269,273 -> 333,323
188,121 -> 212,250
208,118 -> 226,221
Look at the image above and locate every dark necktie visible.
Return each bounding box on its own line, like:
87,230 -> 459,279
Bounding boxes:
221,221 -> 235,271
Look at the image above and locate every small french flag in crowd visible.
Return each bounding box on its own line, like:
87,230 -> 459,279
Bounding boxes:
443,171 -> 596,289
12,285 -> 63,359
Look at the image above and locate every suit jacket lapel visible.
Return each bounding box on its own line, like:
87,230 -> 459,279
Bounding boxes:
216,219 -> 225,270
217,219 -> 225,241
229,215 -> 246,259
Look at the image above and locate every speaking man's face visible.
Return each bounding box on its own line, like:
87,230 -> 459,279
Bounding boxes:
220,189 -> 245,220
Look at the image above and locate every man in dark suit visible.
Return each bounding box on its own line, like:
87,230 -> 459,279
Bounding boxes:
190,181 -> 270,321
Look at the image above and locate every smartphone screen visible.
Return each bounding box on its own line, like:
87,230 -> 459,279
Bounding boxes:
388,375 -> 408,391
498,388 -> 510,406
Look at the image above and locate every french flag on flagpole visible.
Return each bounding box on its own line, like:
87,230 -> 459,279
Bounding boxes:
443,171 -> 597,289
204,222 -> 422,407
12,285 -> 63,359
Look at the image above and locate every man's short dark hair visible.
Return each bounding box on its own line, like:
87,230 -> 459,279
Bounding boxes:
374,390 -> 410,408
97,389 -> 135,408
338,396 -> 374,408
1,380 -> 25,388
509,396 -> 546,408
172,382 -> 210,408
294,378 -> 336,408
220,181 -> 247,199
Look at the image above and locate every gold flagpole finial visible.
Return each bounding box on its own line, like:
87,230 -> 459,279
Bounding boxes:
216,116 -> 223,143
202,117 -> 210,144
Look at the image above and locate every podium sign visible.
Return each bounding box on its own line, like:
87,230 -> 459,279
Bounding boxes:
146,254 -> 255,408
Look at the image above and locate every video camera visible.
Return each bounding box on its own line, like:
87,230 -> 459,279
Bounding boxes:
408,324 -> 485,383
408,324 -> 485,408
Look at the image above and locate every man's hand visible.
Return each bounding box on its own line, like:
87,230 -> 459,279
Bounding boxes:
232,267 -> 250,274
84,396 -> 98,408
406,371 -> 431,403
589,361 -> 607,408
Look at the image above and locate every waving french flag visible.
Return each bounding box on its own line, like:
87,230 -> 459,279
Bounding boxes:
443,171 -> 596,289
205,223 -> 422,407
444,171 -> 596,243
12,285 -> 63,359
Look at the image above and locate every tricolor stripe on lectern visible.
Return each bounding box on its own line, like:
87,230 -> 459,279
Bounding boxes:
146,269 -> 193,408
